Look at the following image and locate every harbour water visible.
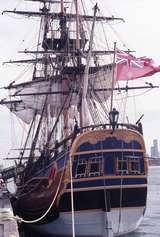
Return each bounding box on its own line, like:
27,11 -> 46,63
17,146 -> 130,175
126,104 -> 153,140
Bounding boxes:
21,166 -> 160,237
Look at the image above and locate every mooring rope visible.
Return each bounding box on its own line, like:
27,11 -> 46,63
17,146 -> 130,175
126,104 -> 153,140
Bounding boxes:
69,155 -> 76,237
0,208 -> 15,221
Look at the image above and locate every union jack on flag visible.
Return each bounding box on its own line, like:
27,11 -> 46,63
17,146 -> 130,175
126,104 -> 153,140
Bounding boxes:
116,49 -> 160,81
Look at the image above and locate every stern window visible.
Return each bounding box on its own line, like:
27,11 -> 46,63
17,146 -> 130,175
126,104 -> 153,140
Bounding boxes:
117,158 -> 128,175
129,158 -> 141,174
76,160 -> 87,178
88,158 -> 101,177
116,156 -> 142,175
75,157 -> 103,178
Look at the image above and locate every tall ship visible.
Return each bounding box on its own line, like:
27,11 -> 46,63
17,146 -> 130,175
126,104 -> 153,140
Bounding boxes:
0,0 -> 160,236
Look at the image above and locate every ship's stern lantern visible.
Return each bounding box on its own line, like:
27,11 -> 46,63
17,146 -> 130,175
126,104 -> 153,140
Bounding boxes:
109,108 -> 119,131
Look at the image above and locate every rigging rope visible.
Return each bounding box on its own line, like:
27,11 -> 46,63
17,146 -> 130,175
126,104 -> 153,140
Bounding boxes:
101,138 -> 113,236
69,154 -> 76,237
117,139 -> 125,235
17,148 -> 68,197
87,98 -> 101,124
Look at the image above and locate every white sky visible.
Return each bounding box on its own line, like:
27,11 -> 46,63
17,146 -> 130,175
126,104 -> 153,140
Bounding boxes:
0,0 -> 160,162
103,0 -> 160,154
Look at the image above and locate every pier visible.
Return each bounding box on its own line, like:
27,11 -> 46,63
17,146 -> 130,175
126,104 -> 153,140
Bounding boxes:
0,184 -> 19,237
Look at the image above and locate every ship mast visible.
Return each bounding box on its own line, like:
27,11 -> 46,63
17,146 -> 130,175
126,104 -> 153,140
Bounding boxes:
74,0 -> 80,52
61,0 -> 64,12
110,42 -> 117,112
81,3 -> 98,127
2,0 -> 128,151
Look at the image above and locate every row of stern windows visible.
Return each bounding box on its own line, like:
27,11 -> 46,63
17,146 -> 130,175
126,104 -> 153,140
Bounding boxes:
74,156 -> 144,178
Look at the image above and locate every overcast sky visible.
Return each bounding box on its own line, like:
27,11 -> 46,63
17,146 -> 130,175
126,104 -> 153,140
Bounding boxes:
0,0 -> 160,161
103,0 -> 160,154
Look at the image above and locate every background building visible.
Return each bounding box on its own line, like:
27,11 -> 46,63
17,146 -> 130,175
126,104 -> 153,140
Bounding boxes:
150,139 -> 159,158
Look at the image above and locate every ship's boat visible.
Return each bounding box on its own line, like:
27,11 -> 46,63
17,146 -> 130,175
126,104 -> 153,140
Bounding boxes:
1,0 -> 160,236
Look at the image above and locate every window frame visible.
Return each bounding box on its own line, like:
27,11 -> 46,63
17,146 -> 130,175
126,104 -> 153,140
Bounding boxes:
88,158 -> 102,177
129,158 -> 141,174
116,157 -> 129,175
116,155 -> 142,175
75,157 -> 103,178
75,159 -> 88,178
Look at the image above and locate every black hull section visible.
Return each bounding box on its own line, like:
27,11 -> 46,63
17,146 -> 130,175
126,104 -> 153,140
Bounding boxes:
11,196 -> 59,224
12,187 -> 147,226
59,187 -> 147,212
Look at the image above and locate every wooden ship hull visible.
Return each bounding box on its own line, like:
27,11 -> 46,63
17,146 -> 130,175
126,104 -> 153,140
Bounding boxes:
13,127 -> 147,236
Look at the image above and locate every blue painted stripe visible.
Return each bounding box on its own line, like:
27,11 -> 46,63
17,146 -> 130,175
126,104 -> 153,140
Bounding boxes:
77,137 -> 142,152
66,178 -> 147,189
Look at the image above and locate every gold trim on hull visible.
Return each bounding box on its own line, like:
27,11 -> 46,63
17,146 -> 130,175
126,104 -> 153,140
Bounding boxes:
71,148 -> 145,156
65,184 -> 147,192
72,175 -> 147,183
70,129 -> 146,156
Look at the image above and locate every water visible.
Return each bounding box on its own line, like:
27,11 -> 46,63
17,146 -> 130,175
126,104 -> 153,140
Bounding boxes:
21,166 -> 160,237
123,166 -> 160,237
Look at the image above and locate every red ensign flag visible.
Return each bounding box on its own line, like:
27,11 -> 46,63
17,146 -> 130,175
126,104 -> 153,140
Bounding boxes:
116,50 -> 160,81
